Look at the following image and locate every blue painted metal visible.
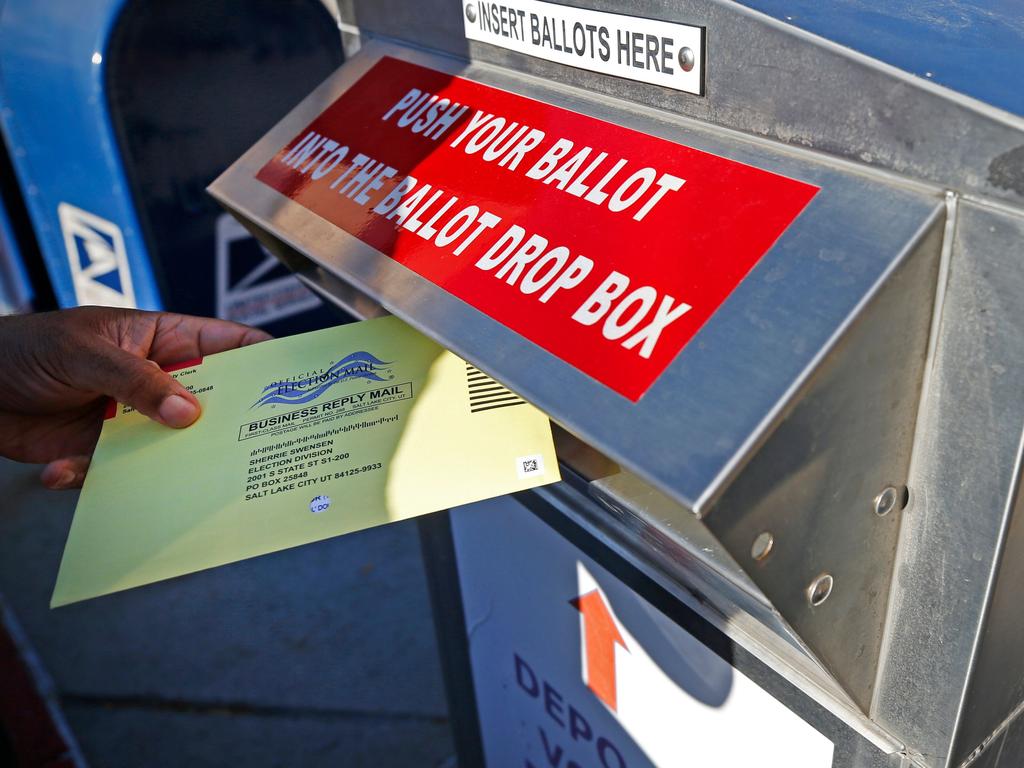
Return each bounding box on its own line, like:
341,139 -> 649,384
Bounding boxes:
0,0 -> 162,309
740,0 -> 1024,118
0,196 -> 32,313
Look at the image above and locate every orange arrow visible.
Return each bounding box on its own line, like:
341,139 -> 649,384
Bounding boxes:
571,589 -> 627,711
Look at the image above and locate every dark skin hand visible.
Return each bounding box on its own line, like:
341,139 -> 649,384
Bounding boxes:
0,307 -> 271,489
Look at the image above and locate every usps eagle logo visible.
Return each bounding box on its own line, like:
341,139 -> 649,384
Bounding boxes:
58,202 -> 136,308
253,352 -> 393,408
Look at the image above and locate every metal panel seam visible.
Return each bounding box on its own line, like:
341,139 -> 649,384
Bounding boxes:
957,700 -> 1024,768
946,428 -> 1024,767
871,191 -> 957,722
959,193 -> 1024,220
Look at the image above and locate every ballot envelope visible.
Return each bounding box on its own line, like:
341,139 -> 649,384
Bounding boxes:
52,316 -> 559,607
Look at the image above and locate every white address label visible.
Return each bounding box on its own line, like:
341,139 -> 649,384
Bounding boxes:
463,0 -> 704,95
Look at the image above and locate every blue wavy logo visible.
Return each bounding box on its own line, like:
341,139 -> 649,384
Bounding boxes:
253,351 -> 392,407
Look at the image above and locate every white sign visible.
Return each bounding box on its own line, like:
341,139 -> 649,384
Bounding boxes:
463,0 -> 704,95
451,496 -> 835,767
215,213 -> 321,326
58,202 -> 136,308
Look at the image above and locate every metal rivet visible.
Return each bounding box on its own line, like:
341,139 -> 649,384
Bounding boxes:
465,3 -> 477,22
751,532 -> 774,561
874,486 -> 899,517
807,574 -> 833,607
678,46 -> 696,72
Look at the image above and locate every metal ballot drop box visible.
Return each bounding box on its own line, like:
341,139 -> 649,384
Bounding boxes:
210,2 -> 1024,766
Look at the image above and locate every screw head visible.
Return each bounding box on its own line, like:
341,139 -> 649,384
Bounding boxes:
678,46 -> 696,72
465,3 -> 477,22
807,574 -> 834,607
751,532 -> 774,561
874,486 -> 899,517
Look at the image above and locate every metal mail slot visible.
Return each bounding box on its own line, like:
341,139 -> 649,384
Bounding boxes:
210,2 -> 1024,765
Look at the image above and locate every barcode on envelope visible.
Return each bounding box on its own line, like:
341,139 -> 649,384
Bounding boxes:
466,363 -> 525,413
517,454 -> 545,479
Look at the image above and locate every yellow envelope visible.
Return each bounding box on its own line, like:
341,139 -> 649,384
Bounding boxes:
52,316 -> 559,607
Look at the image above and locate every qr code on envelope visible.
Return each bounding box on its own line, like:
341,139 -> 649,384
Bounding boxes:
516,454 -> 545,479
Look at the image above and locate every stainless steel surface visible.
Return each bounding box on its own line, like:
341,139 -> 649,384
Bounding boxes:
588,470 -> 775,624
341,0 -> 1024,207
872,200 -> 1024,767
700,212 -> 942,711
586,200 -> 939,714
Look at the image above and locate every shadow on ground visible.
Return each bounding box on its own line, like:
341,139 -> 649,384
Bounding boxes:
0,459 -> 455,768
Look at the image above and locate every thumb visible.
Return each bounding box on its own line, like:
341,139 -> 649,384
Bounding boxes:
77,343 -> 201,428
41,455 -> 91,490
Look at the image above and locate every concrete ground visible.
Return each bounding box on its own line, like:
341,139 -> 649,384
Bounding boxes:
0,458 -> 456,767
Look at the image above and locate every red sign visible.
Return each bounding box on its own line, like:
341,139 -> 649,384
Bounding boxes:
257,57 -> 818,400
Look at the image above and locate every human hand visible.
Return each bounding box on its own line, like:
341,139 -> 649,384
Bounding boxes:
0,307 -> 271,489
